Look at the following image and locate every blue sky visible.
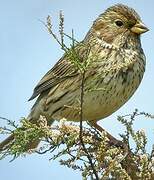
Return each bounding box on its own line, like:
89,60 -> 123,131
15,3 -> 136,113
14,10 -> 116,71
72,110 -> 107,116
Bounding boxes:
0,0 -> 154,179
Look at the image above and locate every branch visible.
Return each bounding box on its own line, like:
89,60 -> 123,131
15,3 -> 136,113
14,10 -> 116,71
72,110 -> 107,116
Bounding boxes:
79,72 -> 99,180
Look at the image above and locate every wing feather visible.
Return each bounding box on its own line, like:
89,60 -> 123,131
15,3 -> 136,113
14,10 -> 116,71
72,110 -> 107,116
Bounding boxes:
28,43 -> 89,101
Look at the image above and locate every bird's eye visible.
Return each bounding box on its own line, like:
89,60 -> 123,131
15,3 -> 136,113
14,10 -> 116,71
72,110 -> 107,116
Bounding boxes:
115,20 -> 124,27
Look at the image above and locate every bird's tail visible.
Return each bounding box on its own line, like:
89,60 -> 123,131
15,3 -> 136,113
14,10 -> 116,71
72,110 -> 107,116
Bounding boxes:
0,107 -> 44,152
0,134 -> 41,152
0,134 -> 14,151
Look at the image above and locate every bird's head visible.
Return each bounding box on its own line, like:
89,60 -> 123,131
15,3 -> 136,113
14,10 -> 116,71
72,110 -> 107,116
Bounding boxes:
90,4 -> 149,48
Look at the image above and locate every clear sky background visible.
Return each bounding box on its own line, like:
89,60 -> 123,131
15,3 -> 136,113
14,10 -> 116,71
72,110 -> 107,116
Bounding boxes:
0,0 -> 153,179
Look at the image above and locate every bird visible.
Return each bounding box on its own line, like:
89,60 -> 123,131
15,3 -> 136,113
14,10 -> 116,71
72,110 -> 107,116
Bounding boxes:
0,4 -> 149,151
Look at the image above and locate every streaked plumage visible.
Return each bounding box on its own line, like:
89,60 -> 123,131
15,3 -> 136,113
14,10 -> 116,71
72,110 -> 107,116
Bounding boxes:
0,4 -> 149,150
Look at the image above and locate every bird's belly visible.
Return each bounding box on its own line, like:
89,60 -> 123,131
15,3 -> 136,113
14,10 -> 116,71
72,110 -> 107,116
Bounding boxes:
83,70 -> 141,121
58,71 -> 140,121
48,67 -> 143,122
83,87 -> 132,121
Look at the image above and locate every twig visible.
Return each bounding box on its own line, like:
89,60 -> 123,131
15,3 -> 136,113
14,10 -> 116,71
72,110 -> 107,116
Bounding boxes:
0,116 -> 12,122
79,72 -> 99,180
64,32 -> 79,43
121,109 -> 154,119
35,145 -> 55,154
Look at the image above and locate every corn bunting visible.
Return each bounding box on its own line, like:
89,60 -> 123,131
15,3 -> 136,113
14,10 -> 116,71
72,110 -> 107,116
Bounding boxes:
0,4 -> 149,150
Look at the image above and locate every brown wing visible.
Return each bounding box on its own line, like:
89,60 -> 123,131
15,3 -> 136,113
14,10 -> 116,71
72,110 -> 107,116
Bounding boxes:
28,43 -> 89,101
28,56 -> 78,101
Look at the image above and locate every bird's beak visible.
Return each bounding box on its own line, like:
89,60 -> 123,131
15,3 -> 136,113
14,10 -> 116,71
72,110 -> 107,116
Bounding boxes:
131,22 -> 149,34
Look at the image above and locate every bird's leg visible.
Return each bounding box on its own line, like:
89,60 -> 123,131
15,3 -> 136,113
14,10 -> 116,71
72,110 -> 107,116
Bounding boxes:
90,121 -> 126,149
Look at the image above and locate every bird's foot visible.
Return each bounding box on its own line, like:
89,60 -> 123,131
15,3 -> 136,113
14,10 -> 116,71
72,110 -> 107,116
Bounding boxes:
89,121 -> 128,150
108,136 -> 128,151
